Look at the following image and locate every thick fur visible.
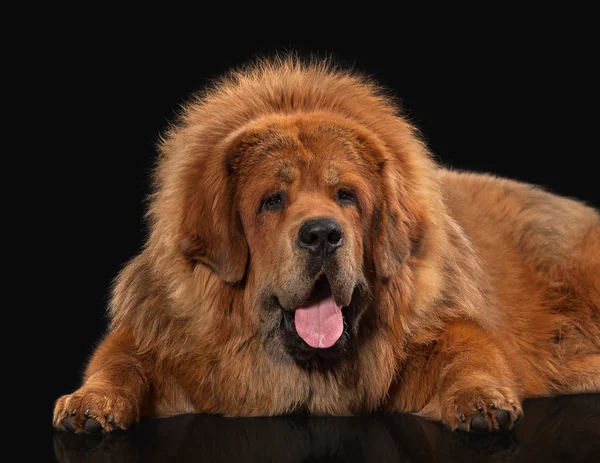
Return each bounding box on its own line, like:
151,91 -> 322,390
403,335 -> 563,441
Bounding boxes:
54,58 -> 600,433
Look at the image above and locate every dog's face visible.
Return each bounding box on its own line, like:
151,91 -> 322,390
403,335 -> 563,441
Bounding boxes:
180,114 -> 418,365
234,116 -> 381,363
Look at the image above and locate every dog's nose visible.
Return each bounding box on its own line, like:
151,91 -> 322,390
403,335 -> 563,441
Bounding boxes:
298,218 -> 343,257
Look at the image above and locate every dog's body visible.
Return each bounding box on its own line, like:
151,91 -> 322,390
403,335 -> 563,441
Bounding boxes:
54,59 -> 600,434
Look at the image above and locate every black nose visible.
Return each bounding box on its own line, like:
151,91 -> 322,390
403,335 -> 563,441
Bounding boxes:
298,218 -> 343,257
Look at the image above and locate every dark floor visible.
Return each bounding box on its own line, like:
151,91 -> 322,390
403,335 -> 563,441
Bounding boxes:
52,394 -> 600,463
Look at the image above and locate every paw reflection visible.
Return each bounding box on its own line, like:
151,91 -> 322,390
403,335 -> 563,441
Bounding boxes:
54,394 -> 600,463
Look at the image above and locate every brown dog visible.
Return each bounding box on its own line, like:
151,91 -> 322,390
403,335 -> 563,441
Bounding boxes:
53,58 -> 600,433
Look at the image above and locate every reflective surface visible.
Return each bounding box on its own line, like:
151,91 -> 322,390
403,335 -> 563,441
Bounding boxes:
53,394 -> 600,463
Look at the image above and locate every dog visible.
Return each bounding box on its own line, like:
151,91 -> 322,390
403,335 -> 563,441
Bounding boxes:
53,58 -> 600,433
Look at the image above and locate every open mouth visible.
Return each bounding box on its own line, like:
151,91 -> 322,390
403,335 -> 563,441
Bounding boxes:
279,276 -> 356,362
294,276 -> 344,349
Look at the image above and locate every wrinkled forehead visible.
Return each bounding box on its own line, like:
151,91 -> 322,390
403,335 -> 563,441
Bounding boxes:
231,117 -> 380,187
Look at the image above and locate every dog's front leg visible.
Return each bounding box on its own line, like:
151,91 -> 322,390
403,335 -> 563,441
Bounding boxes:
419,320 -> 524,432
53,328 -> 148,432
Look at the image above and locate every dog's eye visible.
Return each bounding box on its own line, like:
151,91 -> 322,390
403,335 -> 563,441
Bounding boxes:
260,192 -> 285,212
336,189 -> 357,206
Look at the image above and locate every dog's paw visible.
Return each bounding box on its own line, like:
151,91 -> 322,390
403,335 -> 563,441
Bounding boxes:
442,386 -> 522,432
53,387 -> 138,433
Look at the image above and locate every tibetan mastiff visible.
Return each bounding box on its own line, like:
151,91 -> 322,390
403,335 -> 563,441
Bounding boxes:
54,58 -> 600,433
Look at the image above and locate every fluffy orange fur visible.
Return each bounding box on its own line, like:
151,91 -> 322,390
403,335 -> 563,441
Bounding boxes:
54,58 -> 600,434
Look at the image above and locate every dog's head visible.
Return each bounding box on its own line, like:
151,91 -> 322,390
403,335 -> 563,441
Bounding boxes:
168,110 -> 426,366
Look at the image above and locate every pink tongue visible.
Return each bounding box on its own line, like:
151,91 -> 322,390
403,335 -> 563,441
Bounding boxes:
294,295 -> 343,348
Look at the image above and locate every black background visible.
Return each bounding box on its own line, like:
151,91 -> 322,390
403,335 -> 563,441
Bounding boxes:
31,26 -> 599,461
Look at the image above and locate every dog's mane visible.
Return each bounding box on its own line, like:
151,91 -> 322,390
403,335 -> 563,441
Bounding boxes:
109,57 -> 480,366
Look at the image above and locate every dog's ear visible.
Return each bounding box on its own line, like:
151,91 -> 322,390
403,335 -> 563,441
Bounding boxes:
179,152 -> 248,284
372,158 -> 424,281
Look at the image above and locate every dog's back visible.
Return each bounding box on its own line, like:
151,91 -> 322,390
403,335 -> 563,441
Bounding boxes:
440,169 -> 600,395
